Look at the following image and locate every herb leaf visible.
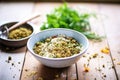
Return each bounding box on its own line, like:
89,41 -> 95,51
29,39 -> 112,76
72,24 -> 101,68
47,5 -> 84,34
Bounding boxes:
40,3 -> 102,40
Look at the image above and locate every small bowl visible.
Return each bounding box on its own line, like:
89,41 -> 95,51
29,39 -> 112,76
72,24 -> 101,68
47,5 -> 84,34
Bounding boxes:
0,21 -> 35,47
27,28 -> 89,68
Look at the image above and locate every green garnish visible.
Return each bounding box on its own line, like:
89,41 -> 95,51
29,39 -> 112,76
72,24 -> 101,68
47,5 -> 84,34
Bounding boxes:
40,3 -> 102,40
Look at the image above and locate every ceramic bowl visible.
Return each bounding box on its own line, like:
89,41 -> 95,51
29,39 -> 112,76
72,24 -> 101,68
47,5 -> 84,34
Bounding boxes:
27,28 -> 89,68
0,21 -> 35,47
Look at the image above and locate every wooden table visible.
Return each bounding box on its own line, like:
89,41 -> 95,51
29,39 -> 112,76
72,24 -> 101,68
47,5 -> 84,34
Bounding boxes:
0,2 -> 120,80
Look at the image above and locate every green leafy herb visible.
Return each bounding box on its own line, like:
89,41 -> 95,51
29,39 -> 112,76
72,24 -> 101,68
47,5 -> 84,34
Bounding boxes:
40,3 -> 102,40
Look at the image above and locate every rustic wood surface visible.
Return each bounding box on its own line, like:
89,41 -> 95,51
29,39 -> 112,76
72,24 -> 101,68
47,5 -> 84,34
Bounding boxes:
0,2 -> 120,80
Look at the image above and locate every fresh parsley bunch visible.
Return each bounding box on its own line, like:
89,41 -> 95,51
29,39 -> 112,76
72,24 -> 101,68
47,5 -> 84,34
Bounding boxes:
40,3 -> 102,40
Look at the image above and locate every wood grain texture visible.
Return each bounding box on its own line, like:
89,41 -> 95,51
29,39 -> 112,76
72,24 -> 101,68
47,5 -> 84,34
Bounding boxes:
1,0 -> 120,3
21,3 -> 68,80
21,3 -> 118,80
0,3 -> 34,80
100,4 -> 120,80
0,46 -> 27,80
21,51 -> 67,80
0,3 -> 34,25
70,3 -> 117,80
0,2 -> 120,80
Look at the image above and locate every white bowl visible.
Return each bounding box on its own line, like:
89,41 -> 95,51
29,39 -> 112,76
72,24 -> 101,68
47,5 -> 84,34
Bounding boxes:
27,28 -> 89,68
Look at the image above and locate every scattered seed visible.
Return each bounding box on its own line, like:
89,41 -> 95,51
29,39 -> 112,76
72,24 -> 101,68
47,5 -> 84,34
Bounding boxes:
13,74 -> 16,78
18,62 -> 21,64
13,76 -> 15,78
96,67 -> 102,72
112,65 -> 114,69
27,71 -> 37,77
112,58 -> 116,61
11,63 -> 14,66
87,57 -> 92,62
92,53 -> 98,58
83,64 -> 90,72
87,63 -> 89,66
101,56 -> 104,58
103,74 -> 106,77
5,56 -> 12,63
101,46 -> 110,54
102,64 -> 105,68
82,54 -> 86,57
89,57 -> 92,60
25,69 -> 28,72
117,62 -> 120,65
5,60 -> 10,63
8,56 -> 12,61
98,69 -> 102,72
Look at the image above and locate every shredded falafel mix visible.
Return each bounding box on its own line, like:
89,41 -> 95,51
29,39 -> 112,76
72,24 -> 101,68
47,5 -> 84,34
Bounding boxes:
8,27 -> 32,39
33,35 -> 82,58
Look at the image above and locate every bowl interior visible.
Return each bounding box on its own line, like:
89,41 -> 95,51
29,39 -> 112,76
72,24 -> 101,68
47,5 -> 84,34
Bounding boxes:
27,28 -> 89,60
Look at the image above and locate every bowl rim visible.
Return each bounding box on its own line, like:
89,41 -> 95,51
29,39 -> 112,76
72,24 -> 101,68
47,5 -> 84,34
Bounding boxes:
0,21 -> 35,41
27,28 -> 89,61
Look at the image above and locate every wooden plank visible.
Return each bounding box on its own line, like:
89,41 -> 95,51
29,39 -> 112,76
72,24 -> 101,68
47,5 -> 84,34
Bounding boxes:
21,51 -> 67,80
64,3 -> 101,80
21,3 -> 68,80
100,4 -> 120,80
1,0 -> 120,3
29,3 -> 62,33
67,64 -> 78,80
22,3 -> 90,80
75,3 -> 117,80
0,3 -> 34,80
0,2 -> 34,25
0,46 -> 27,80
21,3 -> 119,80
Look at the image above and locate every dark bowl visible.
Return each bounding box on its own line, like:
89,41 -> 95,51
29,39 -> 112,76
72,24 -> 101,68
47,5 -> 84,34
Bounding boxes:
0,21 -> 35,47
